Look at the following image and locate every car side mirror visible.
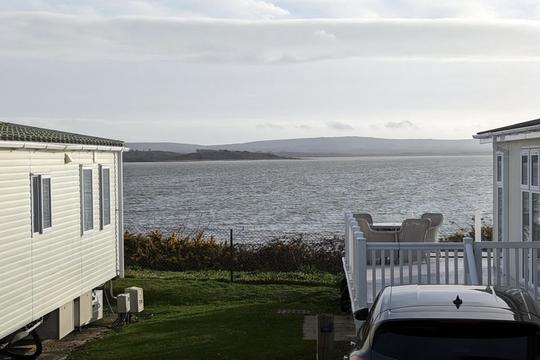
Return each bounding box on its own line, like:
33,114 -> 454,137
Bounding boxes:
354,308 -> 369,321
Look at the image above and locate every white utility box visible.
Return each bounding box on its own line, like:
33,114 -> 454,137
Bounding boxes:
117,293 -> 131,314
91,289 -> 103,322
125,287 -> 144,313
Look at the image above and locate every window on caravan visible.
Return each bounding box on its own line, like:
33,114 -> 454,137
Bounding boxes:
81,167 -> 94,233
496,154 -> 503,184
521,149 -> 540,242
523,192 -> 530,242
99,165 -> 111,229
531,151 -> 539,190
496,153 -> 504,241
31,175 -> 52,234
521,152 -> 529,187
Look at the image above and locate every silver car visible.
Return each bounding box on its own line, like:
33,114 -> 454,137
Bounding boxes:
347,285 -> 540,360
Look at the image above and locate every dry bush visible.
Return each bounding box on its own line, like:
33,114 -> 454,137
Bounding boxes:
124,231 -> 343,273
440,225 -> 493,242
124,230 -> 229,271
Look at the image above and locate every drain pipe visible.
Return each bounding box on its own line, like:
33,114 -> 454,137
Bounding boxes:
117,150 -> 125,278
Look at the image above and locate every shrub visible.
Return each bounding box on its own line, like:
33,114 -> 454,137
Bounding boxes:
124,230 -> 229,271
124,230 -> 344,273
440,225 -> 493,242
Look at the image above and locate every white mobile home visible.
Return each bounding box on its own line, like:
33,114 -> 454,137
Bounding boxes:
474,119 -> 540,244
0,122 -> 125,342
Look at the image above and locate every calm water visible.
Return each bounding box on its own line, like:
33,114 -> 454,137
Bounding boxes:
123,155 -> 493,236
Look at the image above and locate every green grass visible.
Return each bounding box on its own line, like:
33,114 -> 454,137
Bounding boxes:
70,270 -> 348,360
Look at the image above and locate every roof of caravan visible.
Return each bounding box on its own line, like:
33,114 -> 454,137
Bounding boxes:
0,122 -> 124,147
475,118 -> 540,138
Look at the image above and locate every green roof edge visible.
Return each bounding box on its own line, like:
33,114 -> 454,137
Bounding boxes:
0,122 -> 124,147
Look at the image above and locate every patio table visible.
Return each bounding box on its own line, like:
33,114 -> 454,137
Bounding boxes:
371,222 -> 401,232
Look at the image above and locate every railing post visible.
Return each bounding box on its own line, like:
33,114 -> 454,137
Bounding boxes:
474,211 -> 482,242
474,241 -> 483,283
355,231 -> 368,312
351,229 -> 358,305
464,237 -> 480,285
351,224 -> 360,277
344,213 -> 349,267
344,213 -> 353,268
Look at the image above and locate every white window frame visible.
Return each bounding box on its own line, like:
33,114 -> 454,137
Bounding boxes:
99,165 -> 111,230
31,174 -> 52,235
80,166 -> 94,235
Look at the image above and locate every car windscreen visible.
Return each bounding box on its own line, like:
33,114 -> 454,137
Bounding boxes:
371,320 -> 535,360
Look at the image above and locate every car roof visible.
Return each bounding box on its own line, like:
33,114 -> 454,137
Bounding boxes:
374,285 -> 540,324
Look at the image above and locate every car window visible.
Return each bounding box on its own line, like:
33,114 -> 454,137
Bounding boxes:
372,320 -> 534,360
358,292 -> 384,344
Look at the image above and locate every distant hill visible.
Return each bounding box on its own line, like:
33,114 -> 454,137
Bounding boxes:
128,136 -> 489,157
123,149 -> 293,162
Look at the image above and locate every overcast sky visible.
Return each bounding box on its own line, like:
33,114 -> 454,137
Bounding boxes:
1,1 -> 540,144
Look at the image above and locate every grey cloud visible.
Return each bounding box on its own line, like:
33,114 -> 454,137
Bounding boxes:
385,120 -> 417,129
3,1 -> 540,20
2,14 -> 540,63
0,0 -> 291,19
257,123 -> 285,129
313,29 -> 336,40
327,121 -> 354,130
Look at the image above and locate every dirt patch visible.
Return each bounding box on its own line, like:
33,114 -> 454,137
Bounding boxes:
0,316 -> 115,360
39,323 -> 110,360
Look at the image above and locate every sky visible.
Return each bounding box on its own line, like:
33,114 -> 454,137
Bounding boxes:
1,1 -> 540,144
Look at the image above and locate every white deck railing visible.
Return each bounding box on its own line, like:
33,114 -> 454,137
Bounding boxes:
344,213 -> 540,319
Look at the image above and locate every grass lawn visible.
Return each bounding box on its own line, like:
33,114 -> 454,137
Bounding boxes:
69,270 -> 349,360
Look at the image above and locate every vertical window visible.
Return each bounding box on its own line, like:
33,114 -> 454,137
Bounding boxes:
81,167 -> 94,232
32,176 -> 41,233
497,187 -> 503,241
496,152 -> 505,241
31,175 -> 52,234
42,177 -> 52,229
531,152 -> 539,189
521,152 -> 529,187
533,193 -> 540,243
523,192 -> 530,242
496,154 -> 503,183
521,149 -> 540,244
99,165 -> 111,229
521,150 -> 540,277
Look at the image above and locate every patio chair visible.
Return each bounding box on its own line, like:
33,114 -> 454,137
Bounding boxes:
397,218 -> 431,264
353,213 -> 373,226
421,213 -> 444,242
357,218 -> 397,242
357,218 -> 397,265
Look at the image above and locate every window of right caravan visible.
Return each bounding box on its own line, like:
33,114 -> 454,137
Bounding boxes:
521,150 -> 540,243
496,152 -> 505,242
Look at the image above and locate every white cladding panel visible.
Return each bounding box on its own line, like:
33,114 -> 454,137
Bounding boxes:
0,148 -> 120,340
